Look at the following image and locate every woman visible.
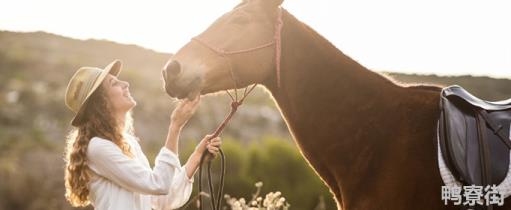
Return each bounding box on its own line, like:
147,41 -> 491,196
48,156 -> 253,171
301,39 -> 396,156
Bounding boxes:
63,60 -> 220,210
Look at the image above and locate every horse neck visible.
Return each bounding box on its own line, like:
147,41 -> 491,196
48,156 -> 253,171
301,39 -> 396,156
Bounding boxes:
261,11 -> 443,208
263,11 -> 402,143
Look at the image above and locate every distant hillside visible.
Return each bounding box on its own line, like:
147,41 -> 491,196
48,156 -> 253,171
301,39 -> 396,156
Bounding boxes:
1,30 -> 510,146
385,73 -> 511,101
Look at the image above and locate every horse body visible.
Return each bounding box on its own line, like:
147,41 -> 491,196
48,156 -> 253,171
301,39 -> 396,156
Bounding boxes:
261,10 -> 449,209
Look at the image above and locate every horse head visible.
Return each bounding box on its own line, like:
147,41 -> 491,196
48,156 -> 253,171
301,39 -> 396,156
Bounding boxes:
163,0 -> 284,99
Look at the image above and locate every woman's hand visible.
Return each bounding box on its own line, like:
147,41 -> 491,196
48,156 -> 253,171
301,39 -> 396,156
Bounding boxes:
196,135 -> 222,161
184,135 -> 223,179
170,96 -> 200,129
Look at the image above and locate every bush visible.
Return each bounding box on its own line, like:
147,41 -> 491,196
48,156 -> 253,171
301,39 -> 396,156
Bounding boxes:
179,136 -> 336,210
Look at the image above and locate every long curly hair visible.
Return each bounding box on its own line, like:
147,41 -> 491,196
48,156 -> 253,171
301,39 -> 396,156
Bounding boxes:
64,85 -> 135,207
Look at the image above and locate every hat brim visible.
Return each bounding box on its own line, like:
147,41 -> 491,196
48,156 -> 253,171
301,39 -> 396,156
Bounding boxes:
71,60 -> 122,126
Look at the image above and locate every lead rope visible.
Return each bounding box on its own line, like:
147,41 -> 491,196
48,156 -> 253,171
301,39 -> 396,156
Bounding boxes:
198,84 -> 257,210
189,8 -> 284,210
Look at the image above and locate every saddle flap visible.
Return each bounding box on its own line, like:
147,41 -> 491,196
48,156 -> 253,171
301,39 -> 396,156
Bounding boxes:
439,87 -> 511,186
441,98 -> 472,183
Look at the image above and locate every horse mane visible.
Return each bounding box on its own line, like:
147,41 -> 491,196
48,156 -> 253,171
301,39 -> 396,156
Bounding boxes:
282,10 -> 403,89
281,9 -> 442,94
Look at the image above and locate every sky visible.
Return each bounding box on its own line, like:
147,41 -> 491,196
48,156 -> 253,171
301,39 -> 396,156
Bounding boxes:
1,0 -> 510,78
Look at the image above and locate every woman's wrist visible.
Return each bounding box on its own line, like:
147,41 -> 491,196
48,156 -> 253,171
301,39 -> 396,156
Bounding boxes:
164,124 -> 182,154
186,150 -> 202,170
192,150 -> 203,163
194,139 -> 207,154
169,123 -> 183,132
184,150 -> 203,179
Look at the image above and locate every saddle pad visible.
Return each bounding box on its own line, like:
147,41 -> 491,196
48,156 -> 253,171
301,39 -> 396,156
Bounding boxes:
438,131 -> 511,198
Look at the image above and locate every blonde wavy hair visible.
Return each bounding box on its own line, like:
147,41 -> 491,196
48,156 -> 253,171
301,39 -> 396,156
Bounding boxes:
64,85 -> 135,207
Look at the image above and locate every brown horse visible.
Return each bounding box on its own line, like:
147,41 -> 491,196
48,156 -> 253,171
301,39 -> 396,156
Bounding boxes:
162,0 -> 509,209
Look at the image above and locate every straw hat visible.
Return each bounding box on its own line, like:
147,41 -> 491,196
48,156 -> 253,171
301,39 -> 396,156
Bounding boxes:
65,60 -> 122,126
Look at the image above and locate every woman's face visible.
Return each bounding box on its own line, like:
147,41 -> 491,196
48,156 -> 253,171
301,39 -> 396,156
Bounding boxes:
101,74 -> 136,115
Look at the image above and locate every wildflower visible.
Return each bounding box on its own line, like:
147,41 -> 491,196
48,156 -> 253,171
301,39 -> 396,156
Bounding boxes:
255,181 -> 263,188
276,197 -> 285,207
232,201 -> 242,210
223,182 -> 289,210
251,200 -> 258,206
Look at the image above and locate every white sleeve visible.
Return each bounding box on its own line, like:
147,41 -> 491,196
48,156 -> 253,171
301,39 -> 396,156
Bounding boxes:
87,137 -> 180,195
151,159 -> 194,209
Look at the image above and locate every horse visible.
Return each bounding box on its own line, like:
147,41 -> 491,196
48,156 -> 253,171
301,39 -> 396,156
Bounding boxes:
162,0 -> 509,209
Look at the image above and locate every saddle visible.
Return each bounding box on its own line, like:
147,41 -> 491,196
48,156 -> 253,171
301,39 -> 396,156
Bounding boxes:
439,85 -> 511,189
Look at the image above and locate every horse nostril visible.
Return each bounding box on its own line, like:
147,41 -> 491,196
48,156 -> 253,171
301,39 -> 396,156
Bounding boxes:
165,60 -> 181,77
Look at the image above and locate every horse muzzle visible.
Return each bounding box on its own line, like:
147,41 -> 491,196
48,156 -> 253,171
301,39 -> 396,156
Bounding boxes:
162,60 -> 202,100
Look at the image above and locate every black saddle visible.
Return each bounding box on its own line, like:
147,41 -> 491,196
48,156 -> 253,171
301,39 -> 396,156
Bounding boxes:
439,85 -> 511,189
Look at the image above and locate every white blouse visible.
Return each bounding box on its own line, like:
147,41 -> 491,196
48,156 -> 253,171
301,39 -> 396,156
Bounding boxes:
86,134 -> 193,210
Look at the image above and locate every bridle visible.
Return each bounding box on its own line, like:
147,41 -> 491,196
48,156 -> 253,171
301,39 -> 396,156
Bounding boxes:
182,8 -> 284,210
192,7 -> 284,89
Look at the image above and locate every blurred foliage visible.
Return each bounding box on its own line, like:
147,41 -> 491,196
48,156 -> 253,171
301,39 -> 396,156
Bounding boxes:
175,137 -> 336,210
1,30 -> 510,210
